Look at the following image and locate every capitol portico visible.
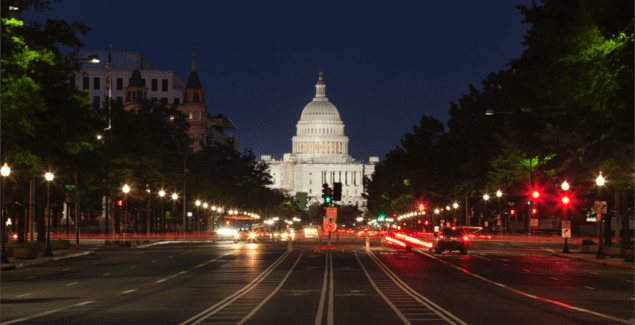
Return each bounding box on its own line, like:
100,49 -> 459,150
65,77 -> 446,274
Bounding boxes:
260,70 -> 378,209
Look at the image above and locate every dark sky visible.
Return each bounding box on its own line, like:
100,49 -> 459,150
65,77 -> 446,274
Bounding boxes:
22,0 -> 534,162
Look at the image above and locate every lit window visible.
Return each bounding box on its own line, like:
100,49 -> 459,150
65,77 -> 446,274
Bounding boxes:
189,112 -> 193,120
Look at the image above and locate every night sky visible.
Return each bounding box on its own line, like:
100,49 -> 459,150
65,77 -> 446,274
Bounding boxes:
22,0 -> 534,162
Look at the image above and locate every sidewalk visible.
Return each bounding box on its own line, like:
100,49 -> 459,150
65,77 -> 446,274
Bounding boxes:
549,249 -> 635,270
1,248 -> 95,271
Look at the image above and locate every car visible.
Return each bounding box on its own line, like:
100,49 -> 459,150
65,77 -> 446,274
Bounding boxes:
432,227 -> 470,255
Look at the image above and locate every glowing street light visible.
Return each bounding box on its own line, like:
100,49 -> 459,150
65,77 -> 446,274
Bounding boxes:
44,172 -> 55,256
1,164 -> 11,263
561,181 -> 569,191
595,172 -> 606,259
496,190 -> 502,197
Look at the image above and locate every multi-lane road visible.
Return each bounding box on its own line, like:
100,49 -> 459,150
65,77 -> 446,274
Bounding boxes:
2,239 -> 633,324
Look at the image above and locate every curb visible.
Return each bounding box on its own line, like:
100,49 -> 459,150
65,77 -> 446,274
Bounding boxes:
553,253 -> 635,270
1,250 -> 95,271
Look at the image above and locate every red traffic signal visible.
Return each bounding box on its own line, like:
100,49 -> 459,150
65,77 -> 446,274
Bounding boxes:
117,200 -> 123,206
226,221 -> 230,225
510,209 -> 516,215
424,220 -> 429,226
561,196 -> 570,205
418,203 -> 425,211
532,191 -> 540,199
532,208 -> 537,214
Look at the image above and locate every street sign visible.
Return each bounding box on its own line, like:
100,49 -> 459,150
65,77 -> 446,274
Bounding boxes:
324,222 -> 336,232
561,220 -> 571,238
64,184 -> 75,190
594,201 -> 607,214
326,207 -> 337,219
530,218 -> 538,227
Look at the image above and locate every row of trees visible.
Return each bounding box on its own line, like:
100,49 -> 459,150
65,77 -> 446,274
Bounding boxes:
1,1 -> 299,242
365,0 -> 633,246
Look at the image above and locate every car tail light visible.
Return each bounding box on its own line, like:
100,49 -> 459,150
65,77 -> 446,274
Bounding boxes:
439,234 -> 443,239
463,236 -> 468,241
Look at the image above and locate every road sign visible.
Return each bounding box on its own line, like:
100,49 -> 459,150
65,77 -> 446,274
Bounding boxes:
561,220 -> 571,238
530,218 -> 538,227
326,207 -> 337,219
324,222 -> 336,232
64,184 -> 75,190
594,201 -> 607,214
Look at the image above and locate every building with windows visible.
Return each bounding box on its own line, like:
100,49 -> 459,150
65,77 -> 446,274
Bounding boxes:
72,49 -> 237,151
260,70 -> 378,210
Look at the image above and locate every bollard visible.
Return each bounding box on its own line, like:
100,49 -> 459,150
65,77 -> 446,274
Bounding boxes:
366,235 -> 370,252
76,227 -> 80,250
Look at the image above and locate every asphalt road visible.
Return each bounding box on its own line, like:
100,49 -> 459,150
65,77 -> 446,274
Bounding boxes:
1,240 -> 633,324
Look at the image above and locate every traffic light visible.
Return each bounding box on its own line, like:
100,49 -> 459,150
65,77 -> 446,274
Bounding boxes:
117,200 -> 123,206
323,185 -> 332,204
532,191 -> 540,199
333,182 -> 342,201
322,184 -> 328,198
424,219 -> 429,226
527,200 -> 531,205
561,196 -> 570,205
532,208 -> 537,214
510,209 -> 516,215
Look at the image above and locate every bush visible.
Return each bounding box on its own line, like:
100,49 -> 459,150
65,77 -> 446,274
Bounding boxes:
581,239 -> 596,245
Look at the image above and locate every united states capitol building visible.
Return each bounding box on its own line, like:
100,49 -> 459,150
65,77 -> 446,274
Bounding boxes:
260,70 -> 378,210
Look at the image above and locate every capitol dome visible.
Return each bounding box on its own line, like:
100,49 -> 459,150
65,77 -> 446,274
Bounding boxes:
291,70 -> 351,163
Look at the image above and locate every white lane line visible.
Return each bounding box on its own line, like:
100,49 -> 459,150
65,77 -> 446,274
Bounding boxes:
471,254 -> 491,261
416,250 -> 631,324
523,269 -> 531,272
130,266 -> 136,269
66,282 -> 78,286
26,276 -> 36,279
122,289 -> 138,294
550,277 -> 558,281
154,253 -> 232,284
102,273 -> 111,277
169,255 -> 173,258
314,253 -> 329,325
17,293 -> 32,298
155,278 -> 167,283
588,272 -> 599,275
328,252 -> 334,325
236,253 -> 303,325
630,298 -> 635,300
368,251 -> 468,325
179,251 -> 291,325
62,268 -> 70,271
501,259 -> 511,262
183,251 -> 192,254
584,286 -> 595,290
2,301 -> 94,325
626,280 -> 634,283
114,257 -> 119,259
356,253 -> 412,325
151,260 -> 157,263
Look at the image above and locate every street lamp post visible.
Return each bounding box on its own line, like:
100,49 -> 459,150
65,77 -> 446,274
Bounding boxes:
171,193 -> 178,234
44,172 -> 54,256
195,200 -> 201,233
158,189 -> 165,236
483,194 -> 490,228
183,147 -> 193,235
595,172 -> 606,259
453,203 -> 458,226
122,184 -> 130,246
1,164 -> 11,263
496,190 -> 503,235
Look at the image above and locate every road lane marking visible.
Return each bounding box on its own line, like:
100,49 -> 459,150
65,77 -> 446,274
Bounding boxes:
102,273 -> 111,276
315,253 -> 328,325
17,293 -> 32,298
178,251 -> 291,325
26,276 -> 36,279
328,253 -> 334,325
122,289 -> 138,294
584,286 -> 595,290
588,272 -> 599,275
151,260 -> 156,263
550,277 -> 558,280
356,253 -> 411,324
626,280 -> 634,283
183,251 -> 192,254
130,266 -> 136,269
154,253 -> 231,284
91,262 -> 98,265
524,269 -> 531,272
416,250 -> 631,324
501,259 -> 511,262
62,268 -> 70,271
236,253 -> 303,325
2,301 -> 94,324
169,255 -> 173,258
471,254 -> 490,261
66,282 -> 78,286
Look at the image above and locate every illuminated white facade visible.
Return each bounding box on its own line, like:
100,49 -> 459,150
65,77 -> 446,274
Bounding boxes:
260,70 -> 378,209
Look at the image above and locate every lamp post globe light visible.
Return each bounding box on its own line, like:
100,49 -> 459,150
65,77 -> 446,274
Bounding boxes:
483,194 -> 490,228
561,181 -> 571,254
43,172 -> 55,256
1,164 -> 11,263
121,184 -> 130,246
195,200 -> 201,233
595,172 -> 606,259
171,193 -> 178,233
158,189 -> 165,235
